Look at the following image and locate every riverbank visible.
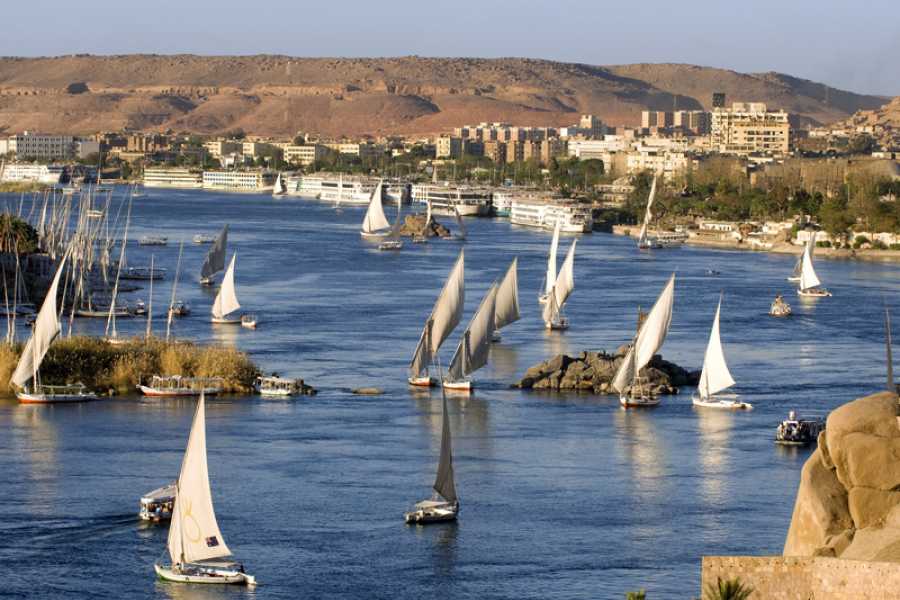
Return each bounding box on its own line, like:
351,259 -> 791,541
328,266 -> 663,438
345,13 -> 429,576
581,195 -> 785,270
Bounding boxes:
0,181 -> 49,193
0,336 -> 260,395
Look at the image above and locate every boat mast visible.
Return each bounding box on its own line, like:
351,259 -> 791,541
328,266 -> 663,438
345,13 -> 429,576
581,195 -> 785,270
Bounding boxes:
146,255 -> 154,339
167,240 -> 184,341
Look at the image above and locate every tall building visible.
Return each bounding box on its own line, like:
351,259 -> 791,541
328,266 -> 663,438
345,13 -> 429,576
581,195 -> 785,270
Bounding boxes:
579,115 -> 605,138
710,103 -> 791,156
436,136 -> 463,158
673,110 -> 711,135
283,144 -> 328,165
712,92 -> 726,108
4,132 -> 97,159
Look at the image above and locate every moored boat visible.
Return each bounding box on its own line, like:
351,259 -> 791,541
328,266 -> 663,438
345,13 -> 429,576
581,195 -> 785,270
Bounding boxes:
775,411 -> 825,445
138,375 -> 223,397
139,235 -> 168,246
140,483 -> 176,522
255,376 -> 303,397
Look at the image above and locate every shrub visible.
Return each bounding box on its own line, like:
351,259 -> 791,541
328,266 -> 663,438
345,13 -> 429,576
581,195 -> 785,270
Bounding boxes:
853,235 -> 871,249
890,243 -> 900,251
703,577 -> 754,600
816,240 -> 832,248
626,591 -> 647,600
872,239 -> 888,250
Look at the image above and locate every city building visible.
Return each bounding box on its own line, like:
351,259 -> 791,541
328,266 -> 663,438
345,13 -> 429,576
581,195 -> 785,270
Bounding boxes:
626,146 -> 692,180
202,140 -> 242,159
142,167 -> 203,189
3,132 -> 98,160
710,102 -> 791,156
483,141 -> 506,163
436,136 -> 463,159
579,115 -> 606,138
505,141 -> 525,163
202,170 -> 277,192
283,144 -> 329,166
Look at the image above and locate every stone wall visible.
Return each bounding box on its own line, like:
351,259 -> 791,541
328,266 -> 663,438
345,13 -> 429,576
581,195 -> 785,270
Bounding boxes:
702,556 -> 900,599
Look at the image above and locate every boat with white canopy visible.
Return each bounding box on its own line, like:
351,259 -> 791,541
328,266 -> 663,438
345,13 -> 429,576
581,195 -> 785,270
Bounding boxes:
12,252 -> 98,404
491,257 -> 520,342
443,283 -> 497,391
360,180 -> 391,240
140,483 -> 176,522
538,221 -> 561,305
692,295 -> 750,409
200,225 -> 228,285
138,375 -> 223,397
542,240 -> 576,330
154,394 -> 256,586
211,254 -> 242,324
796,241 -> 831,297
404,386 -> 458,524
613,274 -> 675,408
408,251 -> 465,387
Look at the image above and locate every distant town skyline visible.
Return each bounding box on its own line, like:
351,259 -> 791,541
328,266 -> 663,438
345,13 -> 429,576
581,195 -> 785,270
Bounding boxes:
2,0 -> 898,96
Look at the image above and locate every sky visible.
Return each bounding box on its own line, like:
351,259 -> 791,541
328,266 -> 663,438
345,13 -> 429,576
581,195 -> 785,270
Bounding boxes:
2,0 -> 898,96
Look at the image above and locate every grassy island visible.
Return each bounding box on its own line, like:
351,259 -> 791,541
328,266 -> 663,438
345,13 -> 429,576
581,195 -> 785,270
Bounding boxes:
0,336 -> 260,395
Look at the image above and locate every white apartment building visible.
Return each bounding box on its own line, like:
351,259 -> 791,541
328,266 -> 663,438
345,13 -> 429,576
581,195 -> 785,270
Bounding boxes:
626,147 -> 691,180
0,163 -> 66,184
202,170 -> 277,192
567,137 -> 628,158
143,167 -> 203,188
710,103 -> 791,156
283,144 -> 328,166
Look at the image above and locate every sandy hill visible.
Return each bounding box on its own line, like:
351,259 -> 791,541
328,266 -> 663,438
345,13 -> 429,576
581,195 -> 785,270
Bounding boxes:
0,55 -> 886,137
840,95 -> 900,129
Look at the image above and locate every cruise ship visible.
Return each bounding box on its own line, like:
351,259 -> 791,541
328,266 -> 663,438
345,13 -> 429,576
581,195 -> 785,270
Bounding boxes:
509,196 -> 594,233
202,170 -> 277,192
284,173 -> 379,205
411,184 -> 492,216
143,167 -> 203,189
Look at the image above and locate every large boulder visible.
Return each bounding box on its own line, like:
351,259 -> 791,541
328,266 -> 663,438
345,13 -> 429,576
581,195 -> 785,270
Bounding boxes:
784,391 -> 900,561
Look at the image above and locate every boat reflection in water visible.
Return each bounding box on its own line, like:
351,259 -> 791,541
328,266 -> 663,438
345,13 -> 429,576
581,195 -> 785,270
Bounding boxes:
695,409 -> 734,507
612,409 -> 669,510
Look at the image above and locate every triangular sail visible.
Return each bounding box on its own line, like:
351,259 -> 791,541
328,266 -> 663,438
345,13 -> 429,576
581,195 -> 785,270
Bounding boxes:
409,251 -> 465,377
799,245 -> 821,291
454,206 -> 467,240
542,240 -> 576,323
448,283 -> 497,380
168,395 -> 232,565
792,232 -> 816,278
201,225 -> 228,280
545,221 -> 560,296
11,253 -> 67,388
432,387 -> 457,504
272,173 -> 284,196
493,258 -> 520,331
698,296 -> 736,398
638,176 -> 657,246
212,254 -> 240,319
361,180 -> 390,234
612,274 -> 676,392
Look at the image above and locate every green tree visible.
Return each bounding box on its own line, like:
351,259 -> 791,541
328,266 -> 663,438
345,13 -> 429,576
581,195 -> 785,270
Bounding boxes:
625,590 -> 647,600
0,214 -> 39,254
703,577 -> 753,600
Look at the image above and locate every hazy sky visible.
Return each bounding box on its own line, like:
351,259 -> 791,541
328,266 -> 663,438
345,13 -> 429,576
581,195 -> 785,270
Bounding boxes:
3,0 -> 898,95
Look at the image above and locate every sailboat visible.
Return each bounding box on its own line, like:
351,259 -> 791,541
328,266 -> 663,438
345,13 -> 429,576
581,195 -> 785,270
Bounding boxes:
12,252 -> 98,404
637,176 -> 662,250
443,283 -> 497,391
360,180 -> 391,239
408,251 -> 465,387
612,274 -> 676,408
491,257 -> 520,342
788,232 -> 816,282
538,220 -> 561,305
200,225 -> 228,286
272,172 -> 286,197
154,394 -> 256,586
379,197 -> 405,251
105,199 -> 132,345
166,241 -> 189,341
797,241 -> 831,297
211,254 -> 242,324
542,240 -> 576,330
404,386 -> 459,524
442,206 -> 467,241
692,295 -> 750,409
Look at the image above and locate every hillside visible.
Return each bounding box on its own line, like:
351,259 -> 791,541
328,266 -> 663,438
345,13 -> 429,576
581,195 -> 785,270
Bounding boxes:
0,55 -> 886,137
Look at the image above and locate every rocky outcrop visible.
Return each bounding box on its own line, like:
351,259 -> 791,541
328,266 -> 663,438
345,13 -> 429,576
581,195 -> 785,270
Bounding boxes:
515,346 -> 698,394
784,391 -> 900,562
399,214 -> 450,238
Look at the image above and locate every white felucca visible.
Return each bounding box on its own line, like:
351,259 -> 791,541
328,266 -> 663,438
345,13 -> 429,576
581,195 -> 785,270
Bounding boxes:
272,172 -> 286,197
797,240 -> 831,297
154,394 -> 256,586
613,274 -> 676,408
408,251 -> 465,387
404,386 -> 458,524
13,252 -> 98,404
211,254 -> 241,324
692,295 -> 750,409
200,225 -> 228,286
538,220 -> 561,305
637,176 -> 662,250
788,232 -> 816,282
491,257 -> 520,342
105,198 -> 132,345
378,199 -> 405,251
360,180 -> 391,239
166,241 -> 189,341
443,283 -> 498,391
542,240 -> 576,330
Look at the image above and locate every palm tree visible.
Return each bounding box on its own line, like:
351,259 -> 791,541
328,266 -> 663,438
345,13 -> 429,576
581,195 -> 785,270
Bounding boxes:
703,577 -> 753,600
0,214 -> 38,254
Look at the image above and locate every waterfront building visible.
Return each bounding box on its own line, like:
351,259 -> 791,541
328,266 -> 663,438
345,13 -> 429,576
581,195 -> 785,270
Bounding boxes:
411,184 -> 492,216
710,102 -> 791,156
568,137 -> 628,158
509,195 -> 593,233
143,167 -> 203,188
0,162 -> 66,184
283,144 -> 329,166
202,140 -> 242,159
201,169 -> 276,192
3,132 -> 98,160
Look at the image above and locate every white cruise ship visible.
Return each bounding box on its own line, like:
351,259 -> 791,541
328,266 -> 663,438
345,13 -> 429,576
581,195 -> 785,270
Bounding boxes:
284,173 -> 379,205
510,196 -> 593,233
143,168 -> 203,189
202,170 -> 276,192
411,183 -> 492,216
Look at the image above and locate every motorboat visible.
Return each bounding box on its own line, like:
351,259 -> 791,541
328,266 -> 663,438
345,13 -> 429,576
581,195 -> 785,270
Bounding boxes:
769,295 -> 793,317
139,235 -> 168,246
241,314 -> 258,329
121,266 -> 167,281
138,375 -> 223,397
775,411 -> 825,445
169,300 -> 190,317
139,483 -> 176,522
256,376 -> 302,397
17,383 -> 97,404
193,233 -> 217,244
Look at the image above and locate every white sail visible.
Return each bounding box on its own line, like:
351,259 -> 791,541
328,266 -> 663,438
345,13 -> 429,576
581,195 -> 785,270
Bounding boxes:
542,240 -> 576,324
637,176 -> 657,246
448,283 -> 497,380
545,221 -> 561,296
361,180 -> 390,235
698,297 -> 736,398
612,274 -> 676,392
272,173 -> 284,196
11,253 -> 67,388
409,251 -> 465,377
212,254 -> 240,319
168,395 -> 232,565
799,246 -> 821,291
454,206 -> 467,240
493,257 -> 520,331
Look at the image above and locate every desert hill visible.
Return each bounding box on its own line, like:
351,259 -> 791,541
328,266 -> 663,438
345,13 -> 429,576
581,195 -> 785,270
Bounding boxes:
0,55 -> 886,137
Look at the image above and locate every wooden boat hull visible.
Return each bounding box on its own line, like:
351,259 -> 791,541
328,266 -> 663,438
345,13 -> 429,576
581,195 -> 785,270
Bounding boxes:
360,231 -> 389,240
491,330 -> 502,342
138,386 -> 220,397
619,394 -> 661,408
404,504 -> 459,524
408,376 -> 436,387
442,380 -> 471,391
797,288 -> 832,298
17,391 -> 98,404
154,563 -> 255,586
259,389 -> 295,397
545,319 -> 569,331
378,241 -> 404,251
211,317 -> 241,325
691,394 -> 752,410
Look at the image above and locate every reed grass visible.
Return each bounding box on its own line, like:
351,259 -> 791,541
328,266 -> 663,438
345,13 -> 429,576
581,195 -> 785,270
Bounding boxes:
0,336 -> 259,395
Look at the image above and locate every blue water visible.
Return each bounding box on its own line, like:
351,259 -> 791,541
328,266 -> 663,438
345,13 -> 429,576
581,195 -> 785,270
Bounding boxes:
1,189 -> 898,599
